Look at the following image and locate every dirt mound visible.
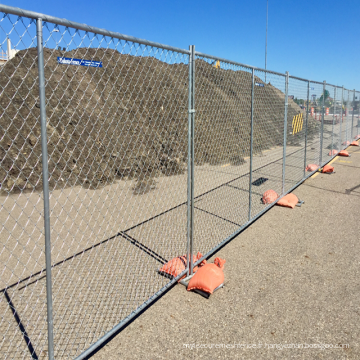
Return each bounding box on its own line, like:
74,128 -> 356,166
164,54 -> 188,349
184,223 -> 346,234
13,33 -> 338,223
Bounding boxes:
0,48 -> 318,193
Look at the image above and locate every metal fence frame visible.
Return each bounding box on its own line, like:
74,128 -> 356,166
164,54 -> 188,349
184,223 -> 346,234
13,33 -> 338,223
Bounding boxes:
0,4 -> 359,360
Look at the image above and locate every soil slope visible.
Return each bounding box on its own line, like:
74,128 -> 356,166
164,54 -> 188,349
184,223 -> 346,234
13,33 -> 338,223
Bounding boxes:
0,48 -> 318,193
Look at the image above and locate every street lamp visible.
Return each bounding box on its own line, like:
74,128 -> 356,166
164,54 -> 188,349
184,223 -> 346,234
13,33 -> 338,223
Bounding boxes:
51,29 -> 60,49
265,0 -> 268,83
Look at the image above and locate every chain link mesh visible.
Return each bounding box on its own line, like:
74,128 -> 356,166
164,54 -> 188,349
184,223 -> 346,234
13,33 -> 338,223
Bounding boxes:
1,12 -> 190,359
321,83 -> 336,163
0,13 -> 50,359
307,82 -> 323,166
0,6 -> 359,360
286,77 -> 310,191
251,70 -> 286,208
341,89 -> 349,147
191,55 -> 253,255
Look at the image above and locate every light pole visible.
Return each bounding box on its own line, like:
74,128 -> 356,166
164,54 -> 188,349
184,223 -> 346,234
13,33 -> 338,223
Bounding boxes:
51,28 -> 60,49
265,0 -> 268,83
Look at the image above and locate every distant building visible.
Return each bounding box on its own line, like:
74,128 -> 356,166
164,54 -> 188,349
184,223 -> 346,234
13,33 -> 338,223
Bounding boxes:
0,38 -> 19,66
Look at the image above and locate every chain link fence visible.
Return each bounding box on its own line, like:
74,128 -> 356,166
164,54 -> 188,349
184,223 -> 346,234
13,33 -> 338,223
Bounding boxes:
1,5 -> 359,360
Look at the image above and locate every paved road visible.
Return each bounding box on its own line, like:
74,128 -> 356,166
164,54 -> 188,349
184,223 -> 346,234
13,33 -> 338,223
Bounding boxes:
92,144 -> 360,360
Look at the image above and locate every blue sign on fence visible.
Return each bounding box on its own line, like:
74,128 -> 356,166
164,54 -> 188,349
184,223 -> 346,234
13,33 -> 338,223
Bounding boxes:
255,82 -> 264,87
57,57 -> 103,68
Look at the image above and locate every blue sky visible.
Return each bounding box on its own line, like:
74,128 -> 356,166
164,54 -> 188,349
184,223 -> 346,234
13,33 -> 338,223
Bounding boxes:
3,0 -> 360,89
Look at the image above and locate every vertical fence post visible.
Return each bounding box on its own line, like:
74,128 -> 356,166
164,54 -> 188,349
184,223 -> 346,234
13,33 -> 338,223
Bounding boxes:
190,46 -> 195,275
332,86 -> 336,154
187,45 -> 195,277
304,80 -> 310,177
248,68 -> 255,220
36,18 -> 55,360
358,91 -> 360,138
319,81 -> 326,166
340,86 -> 344,148
352,89 -> 355,140
282,71 -> 289,195
347,90 -> 350,142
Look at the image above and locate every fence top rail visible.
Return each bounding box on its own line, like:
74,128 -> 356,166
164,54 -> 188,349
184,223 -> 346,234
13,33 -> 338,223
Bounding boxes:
288,75 -> 310,82
0,4 -> 191,55
288,76 -> 341,88
194,50 -> 286,77
310,80 -> 325,86
325,83 -> 342,89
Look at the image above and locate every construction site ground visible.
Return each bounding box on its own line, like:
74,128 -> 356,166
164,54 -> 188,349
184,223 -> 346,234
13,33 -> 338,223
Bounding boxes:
1,122 -> 357,359
91,143 -> 360,360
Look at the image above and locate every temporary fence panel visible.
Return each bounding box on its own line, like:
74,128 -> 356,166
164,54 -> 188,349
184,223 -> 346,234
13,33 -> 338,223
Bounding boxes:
328,85 -> 337,156
191,52 -> 253,259
306,82 -> 323,168
251,69 -> 286,210
321,83 -> 336,163
0,13 -> 50,360
341,88 -> 349,146
351,89 -> 357,141
286,76 -> 309,191
0,7 -> 191,360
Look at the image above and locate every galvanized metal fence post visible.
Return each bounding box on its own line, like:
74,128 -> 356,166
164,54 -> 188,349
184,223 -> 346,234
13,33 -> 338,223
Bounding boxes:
352,89 -> 355,139
304,80 -> 310,177
187,45 -> 195,276
319,81 -> 326,166
358,92 -> 360,138
340,86 -> 344,148
36,18 -> 55,360
248,68 -> 255,220
332,86 -> 336,154
282,71 -> 289,194
347,90 -> 350,142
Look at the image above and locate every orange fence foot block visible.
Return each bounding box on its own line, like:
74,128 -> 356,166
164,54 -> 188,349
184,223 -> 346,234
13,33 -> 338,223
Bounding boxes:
276,193 -> 299,209
306,164 -> 318,172
338,150 -> 350,157
262,190 -> 279,204
328,150 -> 338,156
187,258 -> 226,294
322,165 -> 334,173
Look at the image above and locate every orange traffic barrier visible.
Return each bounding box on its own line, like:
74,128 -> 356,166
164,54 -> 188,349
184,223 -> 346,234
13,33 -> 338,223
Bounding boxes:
328,149 -> 338,156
